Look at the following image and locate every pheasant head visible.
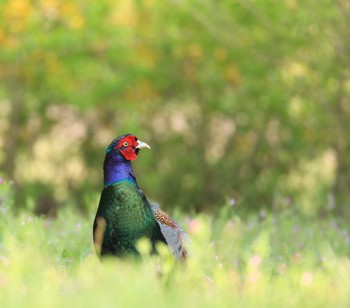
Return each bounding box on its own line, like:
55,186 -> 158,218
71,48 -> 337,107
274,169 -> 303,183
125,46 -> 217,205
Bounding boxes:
106,134 -> 151,161
104,134 -> 151,185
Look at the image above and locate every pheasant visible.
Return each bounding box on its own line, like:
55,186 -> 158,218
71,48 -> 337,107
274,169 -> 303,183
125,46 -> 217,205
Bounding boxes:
93,134 -> 187,260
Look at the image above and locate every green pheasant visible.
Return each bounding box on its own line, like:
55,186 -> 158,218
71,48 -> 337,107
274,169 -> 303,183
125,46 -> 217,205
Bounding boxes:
93,134 -> 187,260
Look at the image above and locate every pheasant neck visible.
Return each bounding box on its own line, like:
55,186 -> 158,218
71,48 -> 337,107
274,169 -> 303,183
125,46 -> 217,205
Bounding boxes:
103,157 -> 137,186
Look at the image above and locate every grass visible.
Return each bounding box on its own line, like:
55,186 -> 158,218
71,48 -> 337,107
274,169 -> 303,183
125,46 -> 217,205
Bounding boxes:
0,196 -> 350,307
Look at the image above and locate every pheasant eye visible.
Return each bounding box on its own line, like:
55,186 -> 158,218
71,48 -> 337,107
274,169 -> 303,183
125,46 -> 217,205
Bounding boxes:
123,141 -> 129,147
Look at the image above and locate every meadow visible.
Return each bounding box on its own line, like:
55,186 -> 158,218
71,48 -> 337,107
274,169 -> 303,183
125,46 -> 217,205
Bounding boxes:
1,1 -> 350,307
1,181 -> 349,308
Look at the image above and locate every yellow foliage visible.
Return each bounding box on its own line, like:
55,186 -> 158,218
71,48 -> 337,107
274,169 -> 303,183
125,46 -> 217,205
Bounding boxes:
0,30 -> 5,44
5,0 -> 31,20
45,53 -> 61,74
3,37 -> 19,49
124,79 -> 159,102
60,2 -> 85,29
61,2 -> 75,15
4,0 -> 32,35
135,43 -> 157,69
69,14 -> 84,29
286,0 -> 297,9
187,43 -> 203,60
224,63 -> 241,86
112,0 -> 138,29
214,47 -> 228,62
282,61 -> 310,85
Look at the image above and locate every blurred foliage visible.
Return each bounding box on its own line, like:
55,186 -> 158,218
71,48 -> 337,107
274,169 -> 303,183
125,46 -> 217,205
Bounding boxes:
0,0 -> 349,215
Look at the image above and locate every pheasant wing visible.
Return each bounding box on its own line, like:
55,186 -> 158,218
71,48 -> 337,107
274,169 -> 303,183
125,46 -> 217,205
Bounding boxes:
151,204 -> 188,260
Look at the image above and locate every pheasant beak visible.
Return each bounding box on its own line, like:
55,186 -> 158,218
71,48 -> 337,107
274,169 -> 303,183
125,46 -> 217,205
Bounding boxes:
136,140 -> 151,150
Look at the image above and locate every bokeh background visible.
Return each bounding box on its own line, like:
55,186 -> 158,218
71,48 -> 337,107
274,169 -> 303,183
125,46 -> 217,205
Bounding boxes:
1,0 -> 349,217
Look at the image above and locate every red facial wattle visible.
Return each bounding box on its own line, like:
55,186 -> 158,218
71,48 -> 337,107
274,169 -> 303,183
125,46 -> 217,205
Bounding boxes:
116,136 -> 139,161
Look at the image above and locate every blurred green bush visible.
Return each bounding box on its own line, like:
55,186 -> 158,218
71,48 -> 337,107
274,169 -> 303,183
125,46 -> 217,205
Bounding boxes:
0,0 -> 349,215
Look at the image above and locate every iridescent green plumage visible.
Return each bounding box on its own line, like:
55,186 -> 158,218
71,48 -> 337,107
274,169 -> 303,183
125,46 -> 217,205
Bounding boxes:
94,181 -> 165,256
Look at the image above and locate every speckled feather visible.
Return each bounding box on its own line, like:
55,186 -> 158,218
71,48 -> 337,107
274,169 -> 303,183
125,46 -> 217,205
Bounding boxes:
151,203 -> 188,259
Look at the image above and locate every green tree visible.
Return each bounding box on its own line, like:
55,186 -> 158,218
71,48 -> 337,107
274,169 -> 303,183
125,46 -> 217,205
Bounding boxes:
0,0 -> 349,215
